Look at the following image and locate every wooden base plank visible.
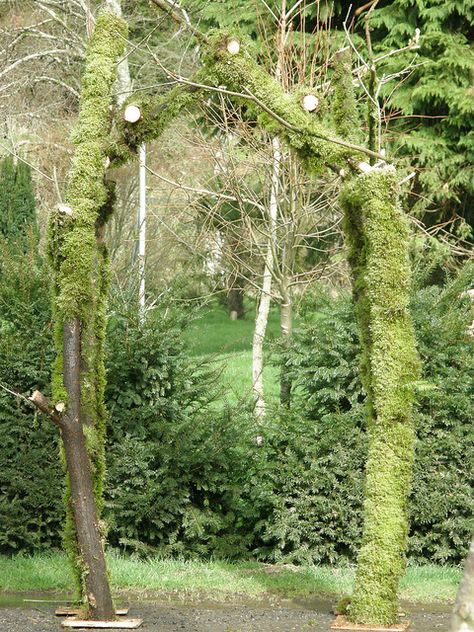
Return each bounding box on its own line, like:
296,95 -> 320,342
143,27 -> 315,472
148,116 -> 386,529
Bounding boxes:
330,615 -> 410,631
56,607 -> 129,617
61,617 -> 142,629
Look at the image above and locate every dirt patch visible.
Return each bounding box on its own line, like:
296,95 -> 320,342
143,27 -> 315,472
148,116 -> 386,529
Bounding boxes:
0,596 -> 451,632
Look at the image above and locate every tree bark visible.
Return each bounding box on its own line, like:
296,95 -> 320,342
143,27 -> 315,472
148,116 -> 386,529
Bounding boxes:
227,272 -> 245,320
61,319 -> 115,620
138,142 -> 146,320
279,272 -> 292,406
451,535 -> 474,632
252,136 -> 280,420
45,8 -> 126,618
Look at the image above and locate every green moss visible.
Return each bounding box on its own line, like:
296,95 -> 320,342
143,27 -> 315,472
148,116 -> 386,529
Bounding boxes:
110,79 -> 205,165
332,48 -> 359,141
62,471 -> 82,597
47,8 -> 127,601
341,169 -> 420,625
111,30 -> 363,171
203,31 -> 359,173
56,11 -> 126,320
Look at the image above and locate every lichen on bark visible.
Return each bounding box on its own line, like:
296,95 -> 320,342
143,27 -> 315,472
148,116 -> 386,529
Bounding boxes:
341,168 -> 420,625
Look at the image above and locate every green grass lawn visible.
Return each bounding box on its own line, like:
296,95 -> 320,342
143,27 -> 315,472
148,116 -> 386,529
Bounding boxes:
183,304 -> 283,407
183,304 -> 282,356
0,554 -> 459,605
211,351 -> 280,407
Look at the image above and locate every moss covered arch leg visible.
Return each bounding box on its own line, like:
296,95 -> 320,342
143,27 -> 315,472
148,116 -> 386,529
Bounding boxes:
48,7 -> 127,618
340,168 -> 420,625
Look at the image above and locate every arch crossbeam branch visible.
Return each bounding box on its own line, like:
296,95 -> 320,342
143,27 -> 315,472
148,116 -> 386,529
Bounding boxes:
108,33 -> 384,170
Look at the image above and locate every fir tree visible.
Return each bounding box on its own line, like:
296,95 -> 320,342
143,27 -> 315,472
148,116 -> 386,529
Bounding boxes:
0,156 -> 17,240
369,0 -> 474,234
0,156 -> 37,248
13,160 -> 37,242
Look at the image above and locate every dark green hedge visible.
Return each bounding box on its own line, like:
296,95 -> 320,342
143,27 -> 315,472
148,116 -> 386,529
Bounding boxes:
104,302 -> 255,558
1,252 -> 472,564
0,245 -> 63,553
264,280 -> 474,564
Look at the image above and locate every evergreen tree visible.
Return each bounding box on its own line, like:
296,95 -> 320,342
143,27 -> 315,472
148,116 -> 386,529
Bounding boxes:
0,156 -> 17,239
0,157 -> 61,554
0,245 -> 61,554
13,160 -> 38,241
0,156 -> 38,247
369,0 -> 474,234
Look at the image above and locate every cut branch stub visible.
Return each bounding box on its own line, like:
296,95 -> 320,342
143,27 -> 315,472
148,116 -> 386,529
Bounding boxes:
226,38 -> 240,55
302,94 -> 319,112
58,204 -> 73,216
124,104 -> 141,123
29,390 -> 62,426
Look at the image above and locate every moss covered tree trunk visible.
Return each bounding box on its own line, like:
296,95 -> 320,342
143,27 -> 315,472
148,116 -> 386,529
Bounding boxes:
61,319 -> 115,620
47,8 -> 127,619
341,168 -> 420,625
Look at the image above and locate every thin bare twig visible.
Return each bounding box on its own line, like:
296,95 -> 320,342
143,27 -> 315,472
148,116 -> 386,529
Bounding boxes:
149,0 -> 207,41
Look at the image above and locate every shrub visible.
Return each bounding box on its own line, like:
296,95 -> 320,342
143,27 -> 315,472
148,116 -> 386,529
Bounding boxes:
245,297 -> 367,563
0,157 -> 65,553
264,276 -> 474,563
104,298 -> 256,557
0,243 -> 63,553
1,239 -> 471,565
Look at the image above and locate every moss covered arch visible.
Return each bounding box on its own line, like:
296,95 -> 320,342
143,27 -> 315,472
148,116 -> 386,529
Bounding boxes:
108,31 -> 419,626
49,19 -> 419,626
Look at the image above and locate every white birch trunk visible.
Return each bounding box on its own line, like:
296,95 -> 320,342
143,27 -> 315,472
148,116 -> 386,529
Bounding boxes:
252,136 -> 280,420
451,535 -> 474,632
105,0 -> 132,108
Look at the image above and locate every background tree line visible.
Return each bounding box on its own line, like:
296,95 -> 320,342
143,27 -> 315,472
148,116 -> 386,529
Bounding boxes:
0,156 -> 472,564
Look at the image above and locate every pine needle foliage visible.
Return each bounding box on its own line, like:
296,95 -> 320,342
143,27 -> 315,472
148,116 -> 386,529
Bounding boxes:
0,161 -> 62,553
0,156 -> 37,248
282,275 -> 474,567
369,0 -> 474,230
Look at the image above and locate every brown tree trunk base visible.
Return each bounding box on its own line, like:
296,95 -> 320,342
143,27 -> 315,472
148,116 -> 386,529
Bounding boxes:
331,615 -> 410,631
227,286 -> 245,320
